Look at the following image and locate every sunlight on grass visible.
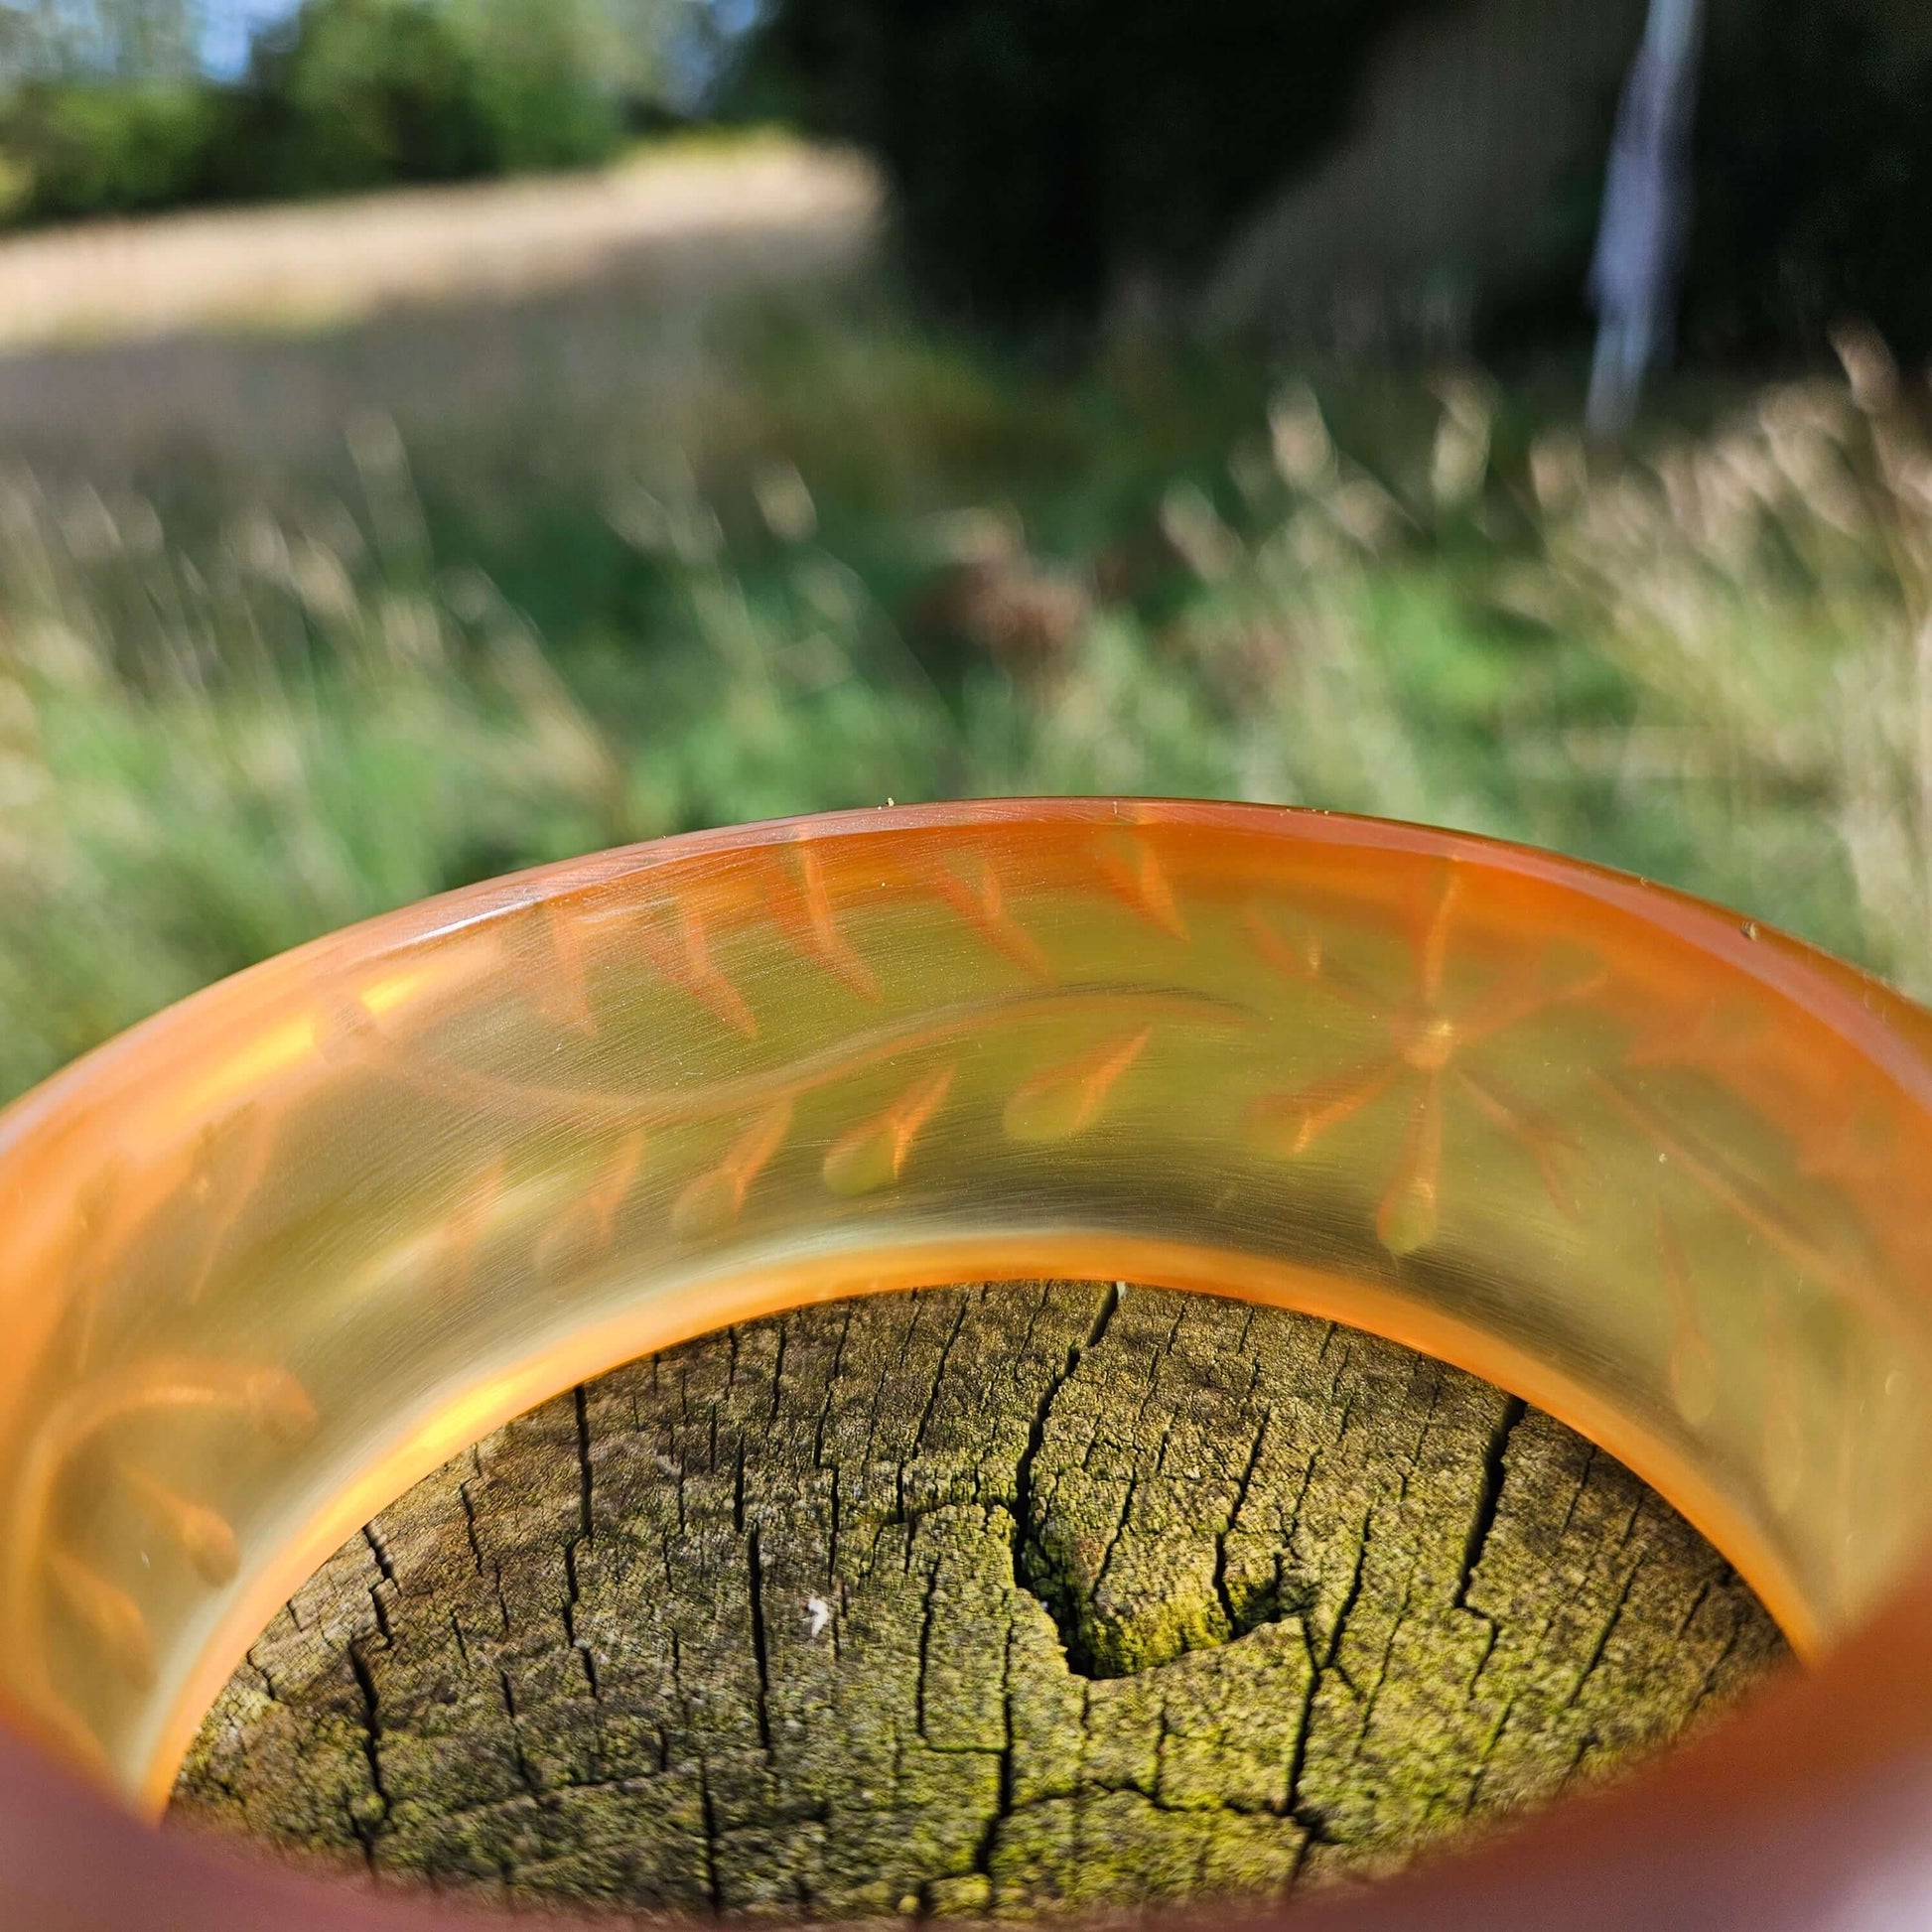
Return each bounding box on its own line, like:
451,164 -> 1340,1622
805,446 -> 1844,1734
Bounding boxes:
3,319 -> 1927,1104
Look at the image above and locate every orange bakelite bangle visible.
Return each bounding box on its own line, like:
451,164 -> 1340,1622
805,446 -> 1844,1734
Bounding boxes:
3,798 -> 1931,1929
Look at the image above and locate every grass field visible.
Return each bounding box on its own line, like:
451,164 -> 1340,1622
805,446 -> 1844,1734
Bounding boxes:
1,248 -> 1927,1106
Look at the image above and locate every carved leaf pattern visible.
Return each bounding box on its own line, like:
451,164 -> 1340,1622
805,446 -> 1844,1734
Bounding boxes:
822,1064 -> 957,1195
12,823 -> 1913,1758
672,1100 -> 795,1239
1242,869 -> 1603,1255
1004,1029 -> 1153,1145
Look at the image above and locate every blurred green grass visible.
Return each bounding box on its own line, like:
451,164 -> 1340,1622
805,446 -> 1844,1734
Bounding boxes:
3,301 -> 1928,1105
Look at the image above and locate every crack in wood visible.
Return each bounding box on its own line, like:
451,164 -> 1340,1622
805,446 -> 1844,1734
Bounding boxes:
173,1282 -> 1787,1919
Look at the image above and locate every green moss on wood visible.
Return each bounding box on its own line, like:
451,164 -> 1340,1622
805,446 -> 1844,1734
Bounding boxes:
172,1282 -> 1787,1918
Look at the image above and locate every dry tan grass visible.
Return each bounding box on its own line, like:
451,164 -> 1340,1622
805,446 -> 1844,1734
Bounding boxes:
0,137 -> 881,350
1527,332 -> 1932,994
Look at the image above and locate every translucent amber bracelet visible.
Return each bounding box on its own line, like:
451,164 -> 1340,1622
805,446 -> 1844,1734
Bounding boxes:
3,799 -> 1931,1928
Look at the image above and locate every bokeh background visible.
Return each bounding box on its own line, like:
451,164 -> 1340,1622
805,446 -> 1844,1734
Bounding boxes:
1,0 -> 1929,1105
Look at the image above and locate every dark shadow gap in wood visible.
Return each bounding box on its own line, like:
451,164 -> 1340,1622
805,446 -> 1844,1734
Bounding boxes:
171,1281 -> 1787,1919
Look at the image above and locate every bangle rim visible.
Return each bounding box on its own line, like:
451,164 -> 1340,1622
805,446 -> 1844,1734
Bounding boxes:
3,796 -> 1929,1928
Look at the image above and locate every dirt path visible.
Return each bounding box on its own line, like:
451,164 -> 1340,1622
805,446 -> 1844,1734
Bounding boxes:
0,138 -> 883,482
0,139 -> 880,351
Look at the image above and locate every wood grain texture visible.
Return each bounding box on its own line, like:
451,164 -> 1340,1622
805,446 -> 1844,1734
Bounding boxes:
172,1283 -> 1785,1919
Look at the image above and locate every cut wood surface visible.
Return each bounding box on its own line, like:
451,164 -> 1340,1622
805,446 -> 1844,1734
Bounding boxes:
172,1282 -> 1786,1919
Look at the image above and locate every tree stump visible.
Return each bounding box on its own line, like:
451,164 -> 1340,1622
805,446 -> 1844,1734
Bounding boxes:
172,1282 -> 1786,1919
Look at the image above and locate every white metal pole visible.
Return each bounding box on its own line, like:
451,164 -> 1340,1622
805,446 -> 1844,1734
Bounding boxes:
1586,0 -> 1705,437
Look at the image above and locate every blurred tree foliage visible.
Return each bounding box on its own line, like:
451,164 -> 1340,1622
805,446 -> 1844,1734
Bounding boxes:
747,0 -> 1932,358
3,0 -> 1929,364
447,0 -> 628,172
1687,0 -> 1932,359
0,76 -> 221,218
0,0 -> 688,223
243,0 -> 504,193
0,0 -> 201,82
740,0 -> 1442,324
